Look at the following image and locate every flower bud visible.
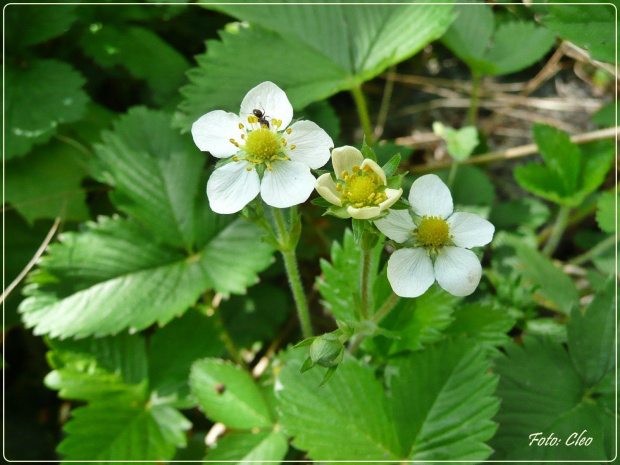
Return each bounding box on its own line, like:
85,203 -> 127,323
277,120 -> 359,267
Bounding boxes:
309,333 -> 344,368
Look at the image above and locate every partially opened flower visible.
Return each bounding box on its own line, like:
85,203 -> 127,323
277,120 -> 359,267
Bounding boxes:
192,81 -> 333,214
315,146 -> 402,219
375,174 -> 494,297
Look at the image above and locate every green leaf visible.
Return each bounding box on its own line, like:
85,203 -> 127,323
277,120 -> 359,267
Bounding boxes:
205,431 -> 288,464
351,218 -> 365,243
316,229 -> 382,321
58,403 -> 191,463
381,153 -> 401,178
388,339 -> 499,460
93,107 -> 203,250
490,337 -> 611,461
437,165 -> 495,207
5,139 -> 89,224
20,214 -> 273,338
490,198 -> 550,230
514,164 -> 567,205
177,2 -> 455,128
540,2 -> 617,63
441,125 -> 479,162
45,332 -> 148,402
5,60 -> 89,159
596,191 -> 617,233
567,278 -> 616,387
277,357 -> 401,461
444,302 -> 515,351
190,359 -> 273,429
79,25 -> 190,104
592,101 -> 615,127
513,243 -> 579,314
5,4 -> 77,49
532,123 -> 580,196
148,308 -> 225,407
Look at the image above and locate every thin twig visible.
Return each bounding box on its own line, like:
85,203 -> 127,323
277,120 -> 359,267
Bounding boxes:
520,44 -> 566,96
1,217 -> 61,304
408,126 -> 619,173
562,41 -> 618,79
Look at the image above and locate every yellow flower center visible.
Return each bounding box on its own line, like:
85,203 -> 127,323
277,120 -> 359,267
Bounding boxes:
415,216 -> 451,248
338,165 -> 387,208
244,128 -> 281,161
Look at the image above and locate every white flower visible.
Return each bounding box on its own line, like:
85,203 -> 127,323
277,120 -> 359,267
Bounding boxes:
375,174 -> 494,297
315,146 -> 402,219
192,81 -> 334,214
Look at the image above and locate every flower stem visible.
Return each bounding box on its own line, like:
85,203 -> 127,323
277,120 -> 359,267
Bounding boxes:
447,160 -> 459,189
272,208 -> 313,338
569,234 -> 618,266
466,72 -> 482,126
351,84 -> 374,147
542,205 -> 571,256
360,248 -> 372,319
372,292 -> 401,324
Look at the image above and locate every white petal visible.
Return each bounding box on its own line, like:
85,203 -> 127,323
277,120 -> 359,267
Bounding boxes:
284,121 -> 333,169
379,188 -> 403,211
409,174 -> 453,219
434,247 -> 482,297
387,248 -> 435,298
360,159 -> 387,185
347,205 -> 381,219
315,173 -> 342,206
374,209 -> 415,243
261,160 -> 315,208
240,81 -> 293,129
331,146 -> 363,178
206,160 -> 260,214
192,110 -> 243,158
447,212 -> 495,248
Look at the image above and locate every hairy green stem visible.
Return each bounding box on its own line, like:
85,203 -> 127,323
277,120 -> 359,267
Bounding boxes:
570,234 -> 618,266
447,160 -> 459,189
466,72 -> 482,126
372,292 -> 401,323
542,205 -> 571,256
360,248 -> 372,319
351,84 -> 374,147
273,208 -> 313,338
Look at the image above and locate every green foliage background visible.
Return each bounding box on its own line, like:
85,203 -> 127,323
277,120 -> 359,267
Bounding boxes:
3,1 -> 617,463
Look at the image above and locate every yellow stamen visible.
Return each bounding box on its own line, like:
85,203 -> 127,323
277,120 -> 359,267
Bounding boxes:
232,156 -> 239,162
286,128 -> 292,134
246,167 -> 253,171
352,165 -> 360,172
239,123 -> 244,129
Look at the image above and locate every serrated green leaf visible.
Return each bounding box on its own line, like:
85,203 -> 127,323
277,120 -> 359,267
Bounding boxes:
540,2 -> 617,63
596,191 -> 617,233
148,308 -> 225,407
5,139 -> 89,224
514,163 -> 567,205
58,403 -> 191,463
389,339 -> 499,460
93,107 -> 203,250
277,357 -> 401,461
45,332 -> 148,402
567,278 -> 616,387
513,243 -> 579,314
5,60 -> 89,159
444,302 -> 514,351
190,359 -> 273,429
177,2 -> 454,128
533,124 -> 581,196
316,229 -> 382,321
79,25 -> 190,104
5,3 -> 77,50
205,431 -> 288,464
20,214 -> 273,338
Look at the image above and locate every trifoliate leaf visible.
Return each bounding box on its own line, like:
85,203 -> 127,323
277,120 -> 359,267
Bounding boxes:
5,3 -> 77,50
45,333 -> 148,402
57,403 -> 191,463
177,1 -> 454,128
79,25 -> 190,104
316,229 -> 382,322
438,125 -> 479,162
444,302 -> 515,351
5,139 -> 89,224
93,107 -> 203,250
539,1 -> 617,63
596,191 -> 617,233
205,431 -> 289,464
277,357 -> 401,461
5,60 -> 89,159
148,308 -> 225,407
567,277 -> 616,387
388,339 -> 499,461
20,215 -> 273,338
190,359 -> 273,429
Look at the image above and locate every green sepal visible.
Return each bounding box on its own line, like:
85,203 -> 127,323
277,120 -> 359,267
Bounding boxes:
390,198 -> 411,210
319,366 -> 338,387
386,173 -> 407,189
294,337 -> 318,348
361,137 -> 377,162
336,320 -> 355,340
323,205 -> 350,219
352,218 -> 365,243
312,169 -> 332,176
261,234 -> 284,251
215,156 -> 237,169
311,197 -> 334,208
300,357 -> 315,373
381,153 -> 401,178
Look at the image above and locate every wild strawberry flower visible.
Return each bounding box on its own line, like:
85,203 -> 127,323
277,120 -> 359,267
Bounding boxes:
315,146 -> 402,220
375,174 -> 494,297
191,81 -> 333,214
